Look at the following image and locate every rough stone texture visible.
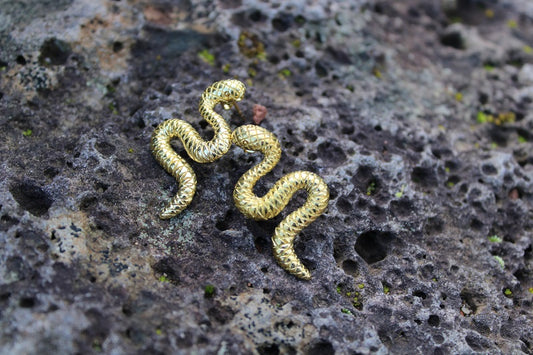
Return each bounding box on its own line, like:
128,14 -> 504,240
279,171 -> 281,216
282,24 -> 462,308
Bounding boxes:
1,0 -> 532,354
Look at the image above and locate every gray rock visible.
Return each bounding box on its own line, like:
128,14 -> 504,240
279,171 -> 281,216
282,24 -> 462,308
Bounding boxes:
0,0 -> 532,354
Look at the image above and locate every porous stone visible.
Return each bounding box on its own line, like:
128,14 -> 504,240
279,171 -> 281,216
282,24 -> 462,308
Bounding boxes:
0,0 -> 532,354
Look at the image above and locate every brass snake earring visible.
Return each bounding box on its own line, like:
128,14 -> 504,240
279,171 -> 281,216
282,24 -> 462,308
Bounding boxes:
232,125 -> 330,280
151,79 -> 246,219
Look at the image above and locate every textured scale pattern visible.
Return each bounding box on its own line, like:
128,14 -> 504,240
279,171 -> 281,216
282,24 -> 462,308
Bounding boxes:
151,79 -> 246,219
232,125 -> 330,280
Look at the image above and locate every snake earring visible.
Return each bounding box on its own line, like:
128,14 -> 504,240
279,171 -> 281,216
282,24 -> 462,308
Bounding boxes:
151,79 -> 246,219
231,125 -> 330,280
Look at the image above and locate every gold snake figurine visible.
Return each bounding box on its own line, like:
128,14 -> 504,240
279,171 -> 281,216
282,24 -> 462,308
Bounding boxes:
151,79 -> 246,219
232,125 -> 330,280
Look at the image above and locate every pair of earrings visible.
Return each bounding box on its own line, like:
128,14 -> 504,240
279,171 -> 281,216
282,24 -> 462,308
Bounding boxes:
151,79 -> 329,280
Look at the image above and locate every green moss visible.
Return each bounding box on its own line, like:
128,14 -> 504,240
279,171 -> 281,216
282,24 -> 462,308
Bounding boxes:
155,328 -> 163,336
108,102 -> 118,115
238,31 -> 265,59
529,287 -> 533,294
357,283 -> 365,289
222,63 -> 231,74
0,66 -> 6,71
352,293 -> 361,309
503,288 -> 512,296
446,181 -> 455,188
383,285 -> 390,294
524,45 -> 533,54
483,64 -> 495,71
477,111 -> 490,123
341,308 -> 353,315
493,255 -> 505,268
295,15 -> 306,25
291,39 -> 301,48
449,16 -> 462,23
158,275 -> 170,282
495,112 -> 515,125
92,340 -> 102,352
394,185 -> 405,198
366,181 -> 376,195
22,129 -> 33,137
518,136 -> 527,144
256,52 -> 267,61
488,235 -> 502,243
336,285 -> 342,294
346,84 -> 354,92
454,92 -> 463,102
198,49 -> 215,66
279,68 -> 291,77
247,67 -> 257,78
507,19 -> 518,29
128,148 -> 134,153
204,284 -> 216,297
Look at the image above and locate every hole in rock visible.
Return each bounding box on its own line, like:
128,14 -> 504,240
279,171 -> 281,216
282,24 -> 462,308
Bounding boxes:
465,332 -> 491,352
335,197 -> 352,215
0,214 -> 19,231
272,13 -> 293,32
460,289 -> 479,315
249,9 -> 265,22
257,343 -> 280,355
424,217 -> 444,235
16,55 -> 27,65
481,164 -> 497,175
215,210 -> 236,231
112,41 -> 123,52
440,31 -> 465,50
19,297 -> 36,308
428,314 -> 440,327
152,257 -> 179,283
95,141 -> 116,157
307,339 -> 335,355
411,166 -> 438,187
315,61 -> 328,77
9,181 -> 53,217
390,199 -> 414,218
413,290 -> 427,299
354,230 -> 395,264
254,235 -> 269,254
341,259 -> 358,276
317,140 -> 347,167
38,38 -> 71,65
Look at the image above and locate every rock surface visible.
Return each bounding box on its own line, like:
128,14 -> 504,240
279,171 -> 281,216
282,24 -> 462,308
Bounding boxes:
1,0 -> 532,354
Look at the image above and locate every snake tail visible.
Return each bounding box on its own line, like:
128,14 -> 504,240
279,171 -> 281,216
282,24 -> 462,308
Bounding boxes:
151,121 -> 198,219
232,125 -> 330,280
151,79 -> 246,219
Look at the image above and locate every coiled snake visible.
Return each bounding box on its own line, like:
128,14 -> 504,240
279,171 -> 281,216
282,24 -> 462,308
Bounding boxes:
151,79 -> 246,219
232,125 -> 329,280
151,79 -> 329,279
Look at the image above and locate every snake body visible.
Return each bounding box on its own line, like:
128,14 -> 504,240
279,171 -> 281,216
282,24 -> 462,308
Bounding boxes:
232,125 -> 330,280
151,79 -> 246,219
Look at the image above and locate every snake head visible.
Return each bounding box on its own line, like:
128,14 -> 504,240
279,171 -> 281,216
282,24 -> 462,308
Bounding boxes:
212,79 -> 246,109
